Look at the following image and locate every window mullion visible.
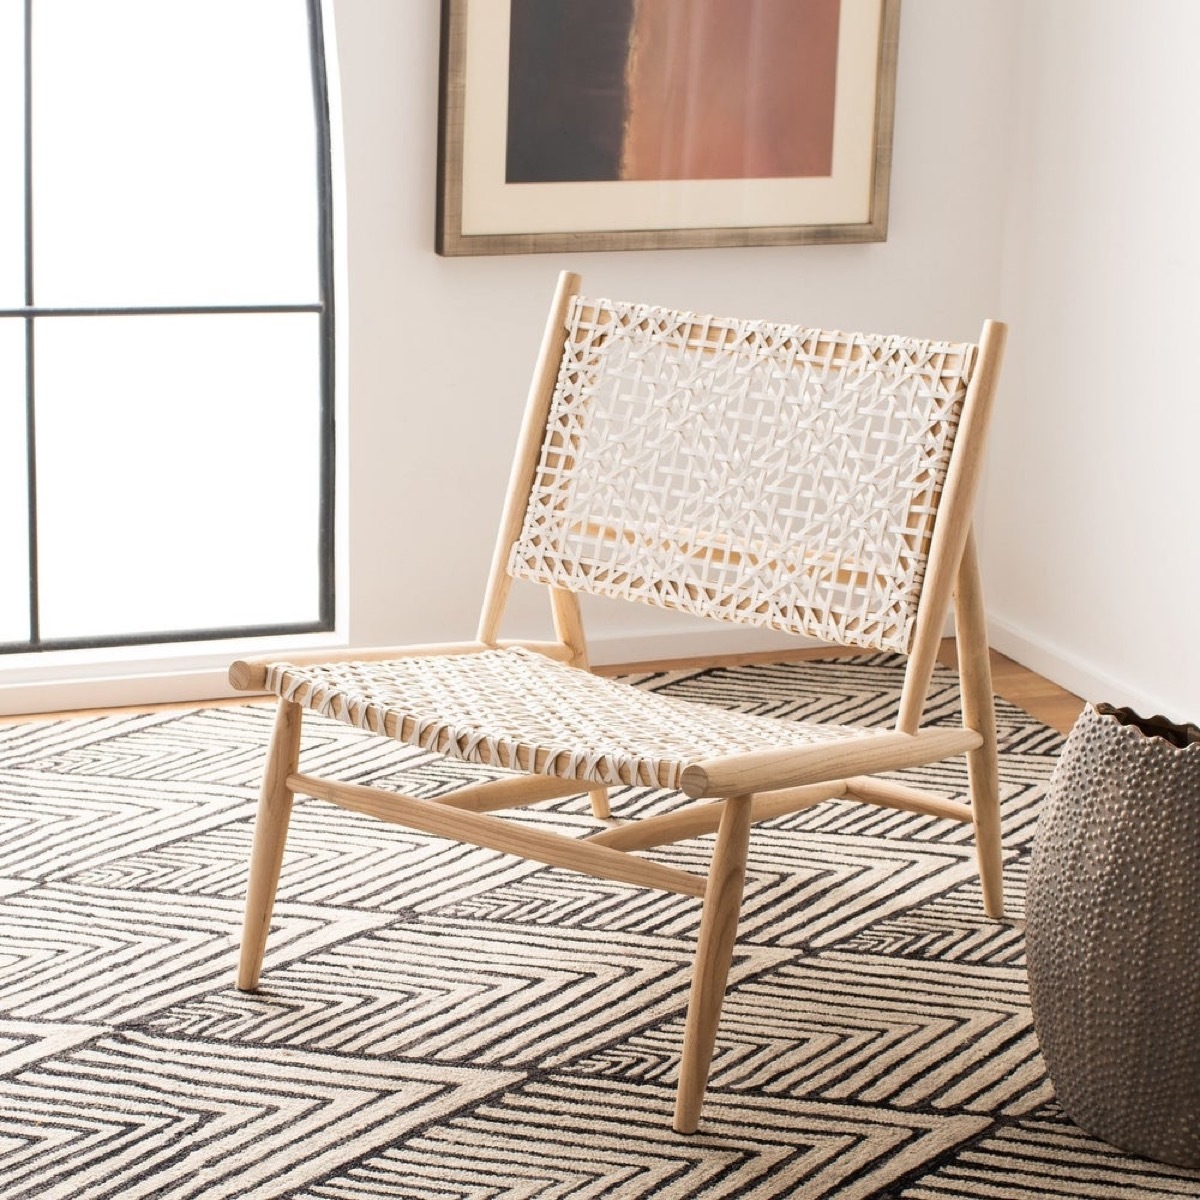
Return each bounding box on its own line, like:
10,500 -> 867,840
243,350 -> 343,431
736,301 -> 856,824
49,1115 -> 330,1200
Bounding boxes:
23,0 -> 39,645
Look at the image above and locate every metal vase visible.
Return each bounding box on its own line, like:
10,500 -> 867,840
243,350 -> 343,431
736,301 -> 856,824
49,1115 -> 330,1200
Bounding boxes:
1026,702 -> 1200,1168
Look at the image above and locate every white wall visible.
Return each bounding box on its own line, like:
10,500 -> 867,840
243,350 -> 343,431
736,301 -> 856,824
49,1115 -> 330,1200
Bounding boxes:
335,0 -> 1019,661
981,0 -> 1200,722
28,1 -> 1191,720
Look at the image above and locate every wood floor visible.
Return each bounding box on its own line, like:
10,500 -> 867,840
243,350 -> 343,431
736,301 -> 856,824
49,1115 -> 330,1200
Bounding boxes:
2,639 -> 1086,736
964,649 -> 1086,736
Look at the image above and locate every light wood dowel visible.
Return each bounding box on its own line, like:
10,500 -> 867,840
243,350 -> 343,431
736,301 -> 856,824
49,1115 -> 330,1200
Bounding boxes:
477,270 -> 582,645
954,528 -> 1005,917
898,319 -> 1007,732
238,698 -> 303,990
588,782 -> 844,853
588,785 -> 612,820
229,638 -> 573,692
550,587 -> 589,669
746,782 -> 847,819
843,775 -> 974,823
434,773 -> 592,813
288,772 -> 707,899
674,793 -> 754,1134
588,808 -> 727,853
681,727 -> 981,799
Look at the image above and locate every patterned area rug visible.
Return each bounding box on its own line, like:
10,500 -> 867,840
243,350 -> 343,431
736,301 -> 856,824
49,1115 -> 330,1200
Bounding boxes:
1,656 -> 1198,1199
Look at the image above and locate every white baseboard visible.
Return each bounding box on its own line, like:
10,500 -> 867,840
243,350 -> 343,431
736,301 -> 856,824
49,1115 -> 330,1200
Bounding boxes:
987,613 -> 1174,720
0,667 -> 247,718
0,630 -> 345,716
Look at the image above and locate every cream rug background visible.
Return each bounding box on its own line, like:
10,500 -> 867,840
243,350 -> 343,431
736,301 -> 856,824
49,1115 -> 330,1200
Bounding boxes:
1,656 -> 1197,1198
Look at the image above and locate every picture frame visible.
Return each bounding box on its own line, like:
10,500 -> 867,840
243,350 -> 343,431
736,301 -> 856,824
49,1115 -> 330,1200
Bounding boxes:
436,0 -> 901,257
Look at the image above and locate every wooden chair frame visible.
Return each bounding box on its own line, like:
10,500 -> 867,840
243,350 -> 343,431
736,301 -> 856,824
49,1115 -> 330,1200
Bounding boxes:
230,271 -> 1007,1133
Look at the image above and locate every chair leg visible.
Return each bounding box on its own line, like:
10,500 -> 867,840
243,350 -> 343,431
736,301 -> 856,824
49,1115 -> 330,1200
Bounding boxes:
238,698 -> 303,991
673,793 -> 753,1134
588,784 -> 611,820
965,733 -> 1004,919
955,529 -> 1004,918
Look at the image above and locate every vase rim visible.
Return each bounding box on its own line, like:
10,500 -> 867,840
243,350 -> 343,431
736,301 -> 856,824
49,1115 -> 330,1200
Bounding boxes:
1091,702 -> 1200,750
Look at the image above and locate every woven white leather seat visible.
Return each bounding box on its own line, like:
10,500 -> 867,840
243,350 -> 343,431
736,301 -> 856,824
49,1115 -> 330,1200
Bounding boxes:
266,646 -> 870,789
230,270 -> 1008,1133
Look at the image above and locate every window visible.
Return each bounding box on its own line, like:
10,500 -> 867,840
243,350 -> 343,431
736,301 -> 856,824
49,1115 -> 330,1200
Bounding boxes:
1,0 -> 334,653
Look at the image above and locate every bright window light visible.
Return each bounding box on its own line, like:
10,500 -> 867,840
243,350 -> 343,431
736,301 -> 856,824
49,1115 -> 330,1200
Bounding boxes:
35,314 -> 321,638
2,0 -> 333,654
0,0 -> 23,306
32,0 -> 320,307
0,322 -> 28,643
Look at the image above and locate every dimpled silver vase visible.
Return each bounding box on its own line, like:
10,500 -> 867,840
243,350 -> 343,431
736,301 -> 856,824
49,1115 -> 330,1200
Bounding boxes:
1026,702 -> 1200,1168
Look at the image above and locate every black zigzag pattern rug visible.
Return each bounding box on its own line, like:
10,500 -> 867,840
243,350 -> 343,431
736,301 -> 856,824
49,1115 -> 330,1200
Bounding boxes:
1,656 -> 1198,1199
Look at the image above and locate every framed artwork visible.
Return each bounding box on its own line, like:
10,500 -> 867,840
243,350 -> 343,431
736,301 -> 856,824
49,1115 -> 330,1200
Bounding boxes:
436,0 -> 901,257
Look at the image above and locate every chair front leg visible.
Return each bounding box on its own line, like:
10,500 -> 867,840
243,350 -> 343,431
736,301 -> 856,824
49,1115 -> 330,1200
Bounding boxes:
238,698 -> 303,990
674,793 -> 753,1133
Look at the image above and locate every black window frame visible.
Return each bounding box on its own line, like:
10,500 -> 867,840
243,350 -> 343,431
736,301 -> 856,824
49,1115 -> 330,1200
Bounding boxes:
1,0 -> 336,655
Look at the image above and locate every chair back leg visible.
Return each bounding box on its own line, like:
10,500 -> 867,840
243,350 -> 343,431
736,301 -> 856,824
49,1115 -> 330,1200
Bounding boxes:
965,731 -> 1003,918
238,698 -> 304,990
955,529 -> 1004,918
674,794 -> 754,1133
587,784 -> 612,820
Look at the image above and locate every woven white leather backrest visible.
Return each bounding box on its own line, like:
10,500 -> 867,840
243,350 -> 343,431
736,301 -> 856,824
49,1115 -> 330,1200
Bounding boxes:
509,296 -> 978,653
